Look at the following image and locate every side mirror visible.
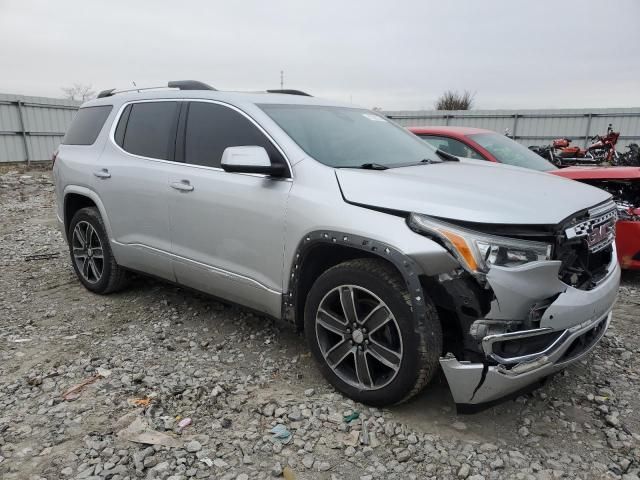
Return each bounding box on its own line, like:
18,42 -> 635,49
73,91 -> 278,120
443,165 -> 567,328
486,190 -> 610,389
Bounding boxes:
221,146 -> 285,176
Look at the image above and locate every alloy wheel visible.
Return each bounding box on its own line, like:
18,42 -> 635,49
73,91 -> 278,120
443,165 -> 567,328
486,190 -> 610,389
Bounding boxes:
315,285 -> 403,390
72,221 -> 104,284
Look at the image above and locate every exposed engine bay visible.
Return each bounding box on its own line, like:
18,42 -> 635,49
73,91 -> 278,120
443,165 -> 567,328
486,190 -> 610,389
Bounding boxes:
579,178 -> 640,221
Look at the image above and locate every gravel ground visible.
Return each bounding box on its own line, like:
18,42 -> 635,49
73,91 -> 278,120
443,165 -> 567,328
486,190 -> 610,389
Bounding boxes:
1,167 -> 639,480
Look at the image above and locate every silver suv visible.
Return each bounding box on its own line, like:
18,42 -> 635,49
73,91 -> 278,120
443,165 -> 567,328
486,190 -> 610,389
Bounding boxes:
53,81 -> 620,409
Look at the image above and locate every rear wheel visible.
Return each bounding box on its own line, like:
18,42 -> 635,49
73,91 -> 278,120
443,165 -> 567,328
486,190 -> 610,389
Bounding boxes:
304,258 -> 442,406
68,207 -> 127,294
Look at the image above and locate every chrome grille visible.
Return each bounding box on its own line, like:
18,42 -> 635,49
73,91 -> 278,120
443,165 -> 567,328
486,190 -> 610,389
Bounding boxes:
564,201 -> 617,253
588,199 -> 617,217
557,200 -> 616,290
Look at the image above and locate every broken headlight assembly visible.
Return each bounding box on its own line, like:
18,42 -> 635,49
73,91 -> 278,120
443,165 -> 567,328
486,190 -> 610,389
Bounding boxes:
408,213 -> 552,274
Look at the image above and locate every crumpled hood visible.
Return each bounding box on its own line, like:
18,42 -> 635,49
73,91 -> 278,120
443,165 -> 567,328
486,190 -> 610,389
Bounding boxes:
336,160 -> 611,225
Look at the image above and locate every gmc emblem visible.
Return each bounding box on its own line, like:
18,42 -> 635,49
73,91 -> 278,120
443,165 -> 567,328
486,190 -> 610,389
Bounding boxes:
586,222 -> 613,249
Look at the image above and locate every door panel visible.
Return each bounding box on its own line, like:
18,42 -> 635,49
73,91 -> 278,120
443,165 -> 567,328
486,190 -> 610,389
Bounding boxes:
92,101 -> 180,280
167,164 -> 291,316
93,149 -> 174,280
167,101 -> 292,316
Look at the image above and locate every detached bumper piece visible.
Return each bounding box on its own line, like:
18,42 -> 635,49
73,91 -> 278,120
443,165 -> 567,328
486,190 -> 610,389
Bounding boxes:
617,220 -> 640,270
441,311 -> 611,412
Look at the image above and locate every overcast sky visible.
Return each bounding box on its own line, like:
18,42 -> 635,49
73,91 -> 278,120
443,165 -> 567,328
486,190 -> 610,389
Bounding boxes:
1,0 -> 639,110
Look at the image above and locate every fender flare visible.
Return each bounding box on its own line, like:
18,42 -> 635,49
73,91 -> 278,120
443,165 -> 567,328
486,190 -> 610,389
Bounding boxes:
282,230 -> 430,331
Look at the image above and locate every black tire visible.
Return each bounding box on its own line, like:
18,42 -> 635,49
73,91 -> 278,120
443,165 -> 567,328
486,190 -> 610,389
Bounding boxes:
304,258 -> 442,406
68,207 -> 128,294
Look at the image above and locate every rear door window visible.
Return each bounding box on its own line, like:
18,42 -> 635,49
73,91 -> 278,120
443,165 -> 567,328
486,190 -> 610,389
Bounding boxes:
62,106 -> 113,145
118,102 -> 179,160
184,102 -> 286,169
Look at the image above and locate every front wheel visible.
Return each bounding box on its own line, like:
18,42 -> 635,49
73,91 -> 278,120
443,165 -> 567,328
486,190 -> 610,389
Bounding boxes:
304,258 -> 442,406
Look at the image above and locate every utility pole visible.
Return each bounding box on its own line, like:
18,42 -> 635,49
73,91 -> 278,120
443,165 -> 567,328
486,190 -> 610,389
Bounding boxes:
280,70 -> 284,89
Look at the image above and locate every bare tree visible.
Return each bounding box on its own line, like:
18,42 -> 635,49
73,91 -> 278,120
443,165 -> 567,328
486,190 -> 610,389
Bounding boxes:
61,83 -> 96,102
435,90 -> 475,110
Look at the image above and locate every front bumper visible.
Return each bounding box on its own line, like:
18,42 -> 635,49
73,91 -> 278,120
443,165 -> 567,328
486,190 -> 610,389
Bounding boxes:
439,258 -> 620,407
441,312 -> 610,406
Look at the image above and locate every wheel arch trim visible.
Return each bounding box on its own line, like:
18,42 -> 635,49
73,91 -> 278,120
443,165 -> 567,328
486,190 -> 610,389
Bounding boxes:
63,186 -> 114,244
283,230 -> 430,331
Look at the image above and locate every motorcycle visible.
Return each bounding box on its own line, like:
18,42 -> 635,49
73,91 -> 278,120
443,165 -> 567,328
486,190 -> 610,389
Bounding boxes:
618,143 -> 640,167
586,123 -> 620,163
527,138 -> 587,167
529,124 -> 621,167
528,144 -> 556,164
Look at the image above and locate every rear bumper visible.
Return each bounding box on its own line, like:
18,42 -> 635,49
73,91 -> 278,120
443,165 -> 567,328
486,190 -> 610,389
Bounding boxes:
440,258 -> 620,408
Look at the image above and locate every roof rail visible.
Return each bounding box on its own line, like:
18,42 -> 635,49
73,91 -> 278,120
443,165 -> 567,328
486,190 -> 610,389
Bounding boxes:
96,85 -> 169,98
168,80 -> 216,91
97,89 -> 116,98
266,89 -> 312,97
95,80 -> 216,99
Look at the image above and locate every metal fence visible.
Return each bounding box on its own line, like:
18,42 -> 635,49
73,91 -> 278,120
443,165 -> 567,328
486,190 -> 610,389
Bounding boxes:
2,93 -> 640,163
0,93 -> 80,164
384,107 -> 640,150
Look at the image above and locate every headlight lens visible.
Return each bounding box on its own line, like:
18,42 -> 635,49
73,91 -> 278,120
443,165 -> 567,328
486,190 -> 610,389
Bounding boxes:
408,213 -> 552,273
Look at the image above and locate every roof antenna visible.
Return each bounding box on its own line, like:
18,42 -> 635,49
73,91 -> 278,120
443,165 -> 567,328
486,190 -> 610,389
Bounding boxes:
280,70 -> 284,90
132,81 -> 139,93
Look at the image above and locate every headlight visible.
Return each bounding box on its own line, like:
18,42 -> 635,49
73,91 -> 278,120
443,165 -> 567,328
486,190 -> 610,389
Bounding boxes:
408,213 -> 552,273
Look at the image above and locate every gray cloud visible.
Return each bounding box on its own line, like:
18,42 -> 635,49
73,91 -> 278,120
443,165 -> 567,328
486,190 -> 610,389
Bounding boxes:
1,0 -> 639,109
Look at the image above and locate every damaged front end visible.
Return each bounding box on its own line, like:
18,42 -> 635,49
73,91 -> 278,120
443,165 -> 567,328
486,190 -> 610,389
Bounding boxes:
409,200 -> 621,410
440,258 -> 617,410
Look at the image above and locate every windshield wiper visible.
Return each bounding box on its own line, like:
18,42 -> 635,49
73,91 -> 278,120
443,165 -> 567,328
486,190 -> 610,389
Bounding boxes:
435,149 -> 460,162
419,158 -> 440,165
355,163 -> 389,170
417,149 -> 458,165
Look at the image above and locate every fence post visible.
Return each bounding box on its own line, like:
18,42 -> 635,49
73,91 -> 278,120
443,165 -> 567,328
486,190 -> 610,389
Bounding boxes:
512,114 -> 519,139
584,113 -> 593,148
16,101 -> 30,167
444,114 -> 450,126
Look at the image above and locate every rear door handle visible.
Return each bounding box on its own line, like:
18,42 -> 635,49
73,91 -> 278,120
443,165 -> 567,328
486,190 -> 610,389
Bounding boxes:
170,180 -> 194,192
93,168 -> 111,179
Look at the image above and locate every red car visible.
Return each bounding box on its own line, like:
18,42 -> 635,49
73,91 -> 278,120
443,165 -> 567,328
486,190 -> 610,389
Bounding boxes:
409,126 -> 640,269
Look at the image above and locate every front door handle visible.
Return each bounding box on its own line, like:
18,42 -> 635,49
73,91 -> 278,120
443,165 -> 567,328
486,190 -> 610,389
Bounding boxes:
93,168 -> 111,179
170,180 -> 194,192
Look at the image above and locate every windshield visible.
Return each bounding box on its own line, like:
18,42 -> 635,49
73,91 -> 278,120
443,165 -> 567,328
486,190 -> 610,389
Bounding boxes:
468,133 -> 557,171
259,104 -> 440,168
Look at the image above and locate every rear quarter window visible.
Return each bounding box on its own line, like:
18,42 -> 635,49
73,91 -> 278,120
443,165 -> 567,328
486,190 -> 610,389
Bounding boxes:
62,106 -> 113,145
